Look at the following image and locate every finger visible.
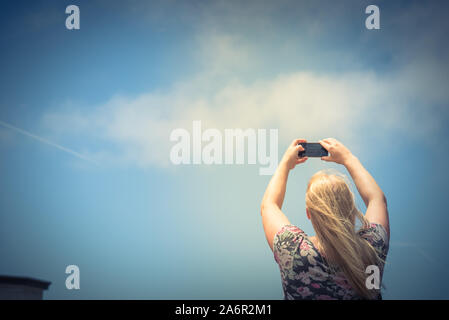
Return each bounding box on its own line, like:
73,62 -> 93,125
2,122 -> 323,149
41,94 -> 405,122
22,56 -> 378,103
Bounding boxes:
323,138 -> 337,149
292,138 -> 307,147
297,157 -> 308,163
321,156 -> 332,162
291,138 -> 301,146
296,144 -> 305,151
319,140 -> 330,150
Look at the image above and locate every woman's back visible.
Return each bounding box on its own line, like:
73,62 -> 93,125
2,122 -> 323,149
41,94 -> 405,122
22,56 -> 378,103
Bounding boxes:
273,222 -> 389,300
261,138 -> 390,299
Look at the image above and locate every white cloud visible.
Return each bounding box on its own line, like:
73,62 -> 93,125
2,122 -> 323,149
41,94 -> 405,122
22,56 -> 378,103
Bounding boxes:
41,30 -> 449,168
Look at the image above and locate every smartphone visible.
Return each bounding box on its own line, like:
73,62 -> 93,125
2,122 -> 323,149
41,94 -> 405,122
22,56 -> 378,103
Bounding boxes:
298,142 -> 328,158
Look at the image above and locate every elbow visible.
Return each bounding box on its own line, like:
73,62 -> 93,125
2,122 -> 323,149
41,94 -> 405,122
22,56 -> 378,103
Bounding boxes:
260,201 -> 273,216
379,192 -> 387,207
372,192 -> 387,207
260,202 -> 266,216
382,193 -> 388,207
260,201 -> 279,216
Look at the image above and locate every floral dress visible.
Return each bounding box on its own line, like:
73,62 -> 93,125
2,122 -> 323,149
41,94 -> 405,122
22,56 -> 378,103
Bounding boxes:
273,223 -> 389,300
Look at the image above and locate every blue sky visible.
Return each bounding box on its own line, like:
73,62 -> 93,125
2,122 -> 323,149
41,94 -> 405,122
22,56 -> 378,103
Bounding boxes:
0,0 -> 448,299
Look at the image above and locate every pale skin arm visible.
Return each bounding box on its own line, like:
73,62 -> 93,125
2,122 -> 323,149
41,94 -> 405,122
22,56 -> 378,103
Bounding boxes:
319,138 -> 390,238
261,139 -> 308,251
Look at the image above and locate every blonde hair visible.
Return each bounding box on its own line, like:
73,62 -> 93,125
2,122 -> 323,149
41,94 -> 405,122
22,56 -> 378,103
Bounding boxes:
305,169 -> 382,299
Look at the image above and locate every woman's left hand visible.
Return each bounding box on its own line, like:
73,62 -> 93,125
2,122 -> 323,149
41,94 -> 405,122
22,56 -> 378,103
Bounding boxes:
280,138 -> 308,170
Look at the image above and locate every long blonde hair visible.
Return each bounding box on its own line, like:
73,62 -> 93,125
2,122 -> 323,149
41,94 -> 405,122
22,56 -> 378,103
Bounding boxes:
305,169 -> 382,299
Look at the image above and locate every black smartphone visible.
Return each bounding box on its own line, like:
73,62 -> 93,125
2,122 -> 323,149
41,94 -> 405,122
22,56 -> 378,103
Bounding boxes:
298,142 -> 328,158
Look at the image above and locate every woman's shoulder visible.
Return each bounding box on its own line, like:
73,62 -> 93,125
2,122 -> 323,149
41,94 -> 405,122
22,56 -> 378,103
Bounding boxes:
358,222 -> 390,256
275,224 -> 306,239
273,225 -> 323,268
358,222 -> 388,240
273,225 -> 306,252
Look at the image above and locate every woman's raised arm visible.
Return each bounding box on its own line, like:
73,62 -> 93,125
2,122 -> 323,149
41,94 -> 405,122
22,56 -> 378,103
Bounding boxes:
260,139 -> 308,250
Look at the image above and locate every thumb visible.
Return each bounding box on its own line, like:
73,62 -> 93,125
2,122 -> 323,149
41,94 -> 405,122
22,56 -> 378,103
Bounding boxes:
321,156 -> 332,162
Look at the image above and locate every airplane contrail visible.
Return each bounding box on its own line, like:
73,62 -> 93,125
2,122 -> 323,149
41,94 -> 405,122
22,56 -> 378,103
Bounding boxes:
0,120 -> 97,164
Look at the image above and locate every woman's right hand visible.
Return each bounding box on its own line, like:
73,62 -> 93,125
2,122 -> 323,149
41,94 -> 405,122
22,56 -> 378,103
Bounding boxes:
319,138 -> 354,165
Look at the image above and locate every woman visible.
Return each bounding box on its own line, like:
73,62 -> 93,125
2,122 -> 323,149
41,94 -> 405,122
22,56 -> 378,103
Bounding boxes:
261,138 -> 389,300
